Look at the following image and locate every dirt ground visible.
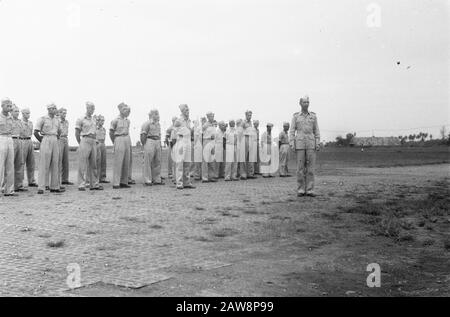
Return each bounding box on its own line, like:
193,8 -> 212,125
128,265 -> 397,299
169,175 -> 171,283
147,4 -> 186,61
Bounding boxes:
0,146 -> 449,297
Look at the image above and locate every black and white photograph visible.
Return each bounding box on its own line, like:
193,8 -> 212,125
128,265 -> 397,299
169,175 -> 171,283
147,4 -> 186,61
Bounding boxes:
0,0 -> 448,301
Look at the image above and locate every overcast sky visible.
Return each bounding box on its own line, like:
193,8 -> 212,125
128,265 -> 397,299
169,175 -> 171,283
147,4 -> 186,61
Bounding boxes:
0,0 -> 448,145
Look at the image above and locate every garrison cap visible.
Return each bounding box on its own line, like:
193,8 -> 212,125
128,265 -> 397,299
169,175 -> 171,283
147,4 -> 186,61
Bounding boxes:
117,102 -> 127,111
266,123 -> 274,127
179,104 -> 188,111
21,107 -> 31,113
46,103 -> 57,109
283,121 -> 290,126
1,98 -> 12,106
300,95 -> 309,103
86,101 -> 95,108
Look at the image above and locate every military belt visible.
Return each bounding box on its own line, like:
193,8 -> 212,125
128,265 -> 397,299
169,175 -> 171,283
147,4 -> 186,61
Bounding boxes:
147,136 -> 161,140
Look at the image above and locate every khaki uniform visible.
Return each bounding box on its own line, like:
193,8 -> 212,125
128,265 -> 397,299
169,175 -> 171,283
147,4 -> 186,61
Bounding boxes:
178,116 -> 195,181
240,120 -> 257,178
224,127 -> 238,180
0,113 -> 14,194
192,124 -> 202,180
260,131 -> 275,177
20,120 -> 36,186
96,126 -> 107,182
289,111 -> 320,193
76,116 -> 99,189
165,125 -> 174,177
174,125 -> 193,188
110,116 -> 131,186
11,118 -> 24,190
279,130 -> 290,176
201,122 -> 216,181
214,128 -> 225,179
58,119 -> 70,184
170,128 -> 177,181
236,125 -> 246,177
141,120 -> 162,184
36,115 -> 61,191
254,128 -> 260,174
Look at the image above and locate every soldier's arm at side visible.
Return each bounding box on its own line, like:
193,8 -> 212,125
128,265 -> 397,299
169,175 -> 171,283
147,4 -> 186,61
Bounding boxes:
140,122 -> 149,146
289,116 -> 296,150
109,119 -> 117,144
33,117 -> 43,142
314,115 -> 320,150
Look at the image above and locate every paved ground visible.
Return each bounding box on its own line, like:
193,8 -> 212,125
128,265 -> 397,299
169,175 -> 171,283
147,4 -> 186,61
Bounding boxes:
0,148 -> 449,296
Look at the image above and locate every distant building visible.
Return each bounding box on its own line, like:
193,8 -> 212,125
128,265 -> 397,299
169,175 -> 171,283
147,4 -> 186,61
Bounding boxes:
351,136 -> 401,146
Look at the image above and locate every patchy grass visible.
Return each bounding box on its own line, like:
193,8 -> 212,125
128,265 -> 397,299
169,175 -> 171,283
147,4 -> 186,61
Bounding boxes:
47,240 -> 65,248
341,180 -> 449,243
211,228 -> 238,238
120,216 -> 145,223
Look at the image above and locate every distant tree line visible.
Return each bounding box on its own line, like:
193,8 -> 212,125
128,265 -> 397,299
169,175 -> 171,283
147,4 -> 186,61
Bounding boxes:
326,126 -> 450,147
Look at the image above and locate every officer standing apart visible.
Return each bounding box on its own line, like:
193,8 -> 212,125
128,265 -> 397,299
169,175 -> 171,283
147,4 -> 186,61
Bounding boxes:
75,102 -> 103,191
110,103 -> 132,189
289,96 -> 320,197
58,107 -> 73,185
279,122 -> 291,177
20,108 -> 37,188
34,103 -> 65,194
141,109 -> 164,186
0,98 -> 16,196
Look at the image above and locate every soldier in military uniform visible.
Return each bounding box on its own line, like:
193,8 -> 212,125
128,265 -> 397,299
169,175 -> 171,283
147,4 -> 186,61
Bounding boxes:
75,102 -> 103,191
261,123 -> 275,178
279,122 -> 291,177
175,104 -> 195,189
95,114 -> 109,183
201,112 -> 217,183
224,119 -> 239,181
165,116 -> 178,179
20,108 -> 37,188
214,121 -> 226,179
110,103 -> 132,189
141,109 -> 164,186
11,105 -> 26,191
253,120 -> 261,175
0,98 -> 16,196
58,107 -> 73,185
34,103 -> 65,194
289,96 -> 320,197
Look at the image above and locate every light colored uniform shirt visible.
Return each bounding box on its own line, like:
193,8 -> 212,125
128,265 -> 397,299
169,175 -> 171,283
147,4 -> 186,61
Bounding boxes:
0,113 -> 13,136
35,115 -> 61,136
11,118 -> 23,137
202,121 -> 216,140
179,115 -> 193,141
289,111 -> 320,150
110,116 -> 130,136
141,120 -> 161,138
96,127 -> 106,142
225,127 -> 237,145
75,116 -> 97,136
21,120 -> 33,138
279,130 -> 289,144
261,131 -> 272,146
59,119 -> 69,138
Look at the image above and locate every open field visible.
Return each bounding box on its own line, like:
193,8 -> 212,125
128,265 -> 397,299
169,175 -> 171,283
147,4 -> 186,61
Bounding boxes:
0,146 -> 448,296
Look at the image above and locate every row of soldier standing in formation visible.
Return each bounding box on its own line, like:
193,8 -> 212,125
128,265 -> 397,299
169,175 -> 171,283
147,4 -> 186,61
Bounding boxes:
0,95 -> 320,197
